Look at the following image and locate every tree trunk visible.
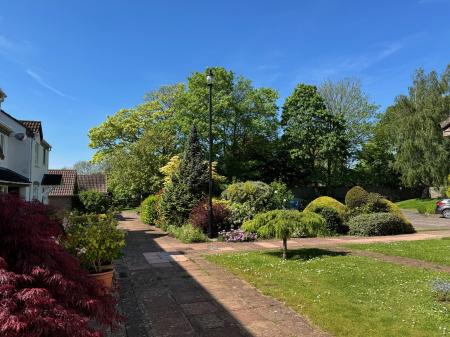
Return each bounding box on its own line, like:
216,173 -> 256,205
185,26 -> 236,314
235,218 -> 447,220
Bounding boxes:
421,186 -> 431,199
282,237 -> 288,260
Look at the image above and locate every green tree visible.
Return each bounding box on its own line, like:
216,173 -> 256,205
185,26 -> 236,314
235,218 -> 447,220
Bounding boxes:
281,84 -> 350,190
319,78 -> 379,158
160,125 -> 208,226
88,85 -> 182,201
353,124 -> 400,187
71,160 -> 106,175
179,67 -> 279,179
380,65 -> 450,194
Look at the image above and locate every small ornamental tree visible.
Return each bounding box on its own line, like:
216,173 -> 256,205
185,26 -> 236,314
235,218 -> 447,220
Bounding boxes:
160,125 -> 209,226
242,210 -> 325,259
0,194 -> 122,337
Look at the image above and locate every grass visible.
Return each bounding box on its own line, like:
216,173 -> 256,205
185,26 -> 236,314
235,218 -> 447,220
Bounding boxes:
396,198 -> 439,214
207,248 -> 450,337
345,238 -> 450,266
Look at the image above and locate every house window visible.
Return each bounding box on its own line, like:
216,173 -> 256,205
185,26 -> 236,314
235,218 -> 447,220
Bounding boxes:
43,148 -> 46,165
34,143 -> 39,166
32,182 -> 40,200
0,186 -> 7,194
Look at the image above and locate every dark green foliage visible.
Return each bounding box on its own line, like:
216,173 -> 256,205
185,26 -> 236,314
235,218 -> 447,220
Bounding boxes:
345,186 -> 369,209
307,205 -> 349,234
348,213 -> 416,236
160,125 -> 208,226
140,195 -> 159,224
281,84 -> 350,189
379,65 -> 450,190
78,190 -> 110,213
178,125 -> 209,196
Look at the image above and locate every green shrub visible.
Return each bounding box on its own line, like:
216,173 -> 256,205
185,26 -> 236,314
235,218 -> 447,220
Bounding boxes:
307,205 -> 349,234
345,186 -> 369,208
304,196 -> 348,221
222,180 -> 294,227
222,181 -> 273,211
348,212 -> 415,236
78,190 -> 110,213
140,195 -> 159,224
267,181 -> 294,210
242,210 -> 326,258
166,224 -> 209,243
64,213 -> 126,273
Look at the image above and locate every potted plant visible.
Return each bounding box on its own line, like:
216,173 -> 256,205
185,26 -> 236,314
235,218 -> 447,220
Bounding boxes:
63,213 -> 126,289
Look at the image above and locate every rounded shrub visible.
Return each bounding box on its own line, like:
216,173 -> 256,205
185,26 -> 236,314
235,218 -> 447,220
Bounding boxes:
345,186 -> 369,209
140,195 -> 159,224
189,199 -> 231,233
348,212 -> 416,236
221,181 -> 272,212
304,196 -> 348,221
307,205 -> 349,234
78,190 -> 110,213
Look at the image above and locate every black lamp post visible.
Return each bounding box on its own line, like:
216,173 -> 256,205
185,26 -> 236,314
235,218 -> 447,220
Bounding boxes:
206,69 -> 214,238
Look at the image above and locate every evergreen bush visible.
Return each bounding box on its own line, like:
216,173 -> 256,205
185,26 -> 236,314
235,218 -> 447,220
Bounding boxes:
345,186 -> 369,208
348,212 -> 415,236
78,190 -> 110,213
304,196 -> 348,221
140,195 -> 159,224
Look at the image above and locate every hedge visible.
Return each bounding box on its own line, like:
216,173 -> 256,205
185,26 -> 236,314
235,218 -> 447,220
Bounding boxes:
348,212 -> 416,236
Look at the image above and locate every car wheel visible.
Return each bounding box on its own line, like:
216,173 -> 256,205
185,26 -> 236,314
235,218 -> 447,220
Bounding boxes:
443,209 -> 450,219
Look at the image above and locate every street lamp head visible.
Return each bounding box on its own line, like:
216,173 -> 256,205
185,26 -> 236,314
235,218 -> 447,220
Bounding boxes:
206,69 -> 214,85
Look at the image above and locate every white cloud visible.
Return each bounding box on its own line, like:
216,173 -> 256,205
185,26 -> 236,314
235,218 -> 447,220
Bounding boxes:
26,69 -> 72,99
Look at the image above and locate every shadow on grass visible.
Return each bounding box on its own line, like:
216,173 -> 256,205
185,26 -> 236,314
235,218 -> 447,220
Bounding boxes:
264,248 -> 348,261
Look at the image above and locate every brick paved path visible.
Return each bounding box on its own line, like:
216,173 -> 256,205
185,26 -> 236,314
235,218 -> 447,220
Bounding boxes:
113,211 -> 450,337
113,212 -> 331,337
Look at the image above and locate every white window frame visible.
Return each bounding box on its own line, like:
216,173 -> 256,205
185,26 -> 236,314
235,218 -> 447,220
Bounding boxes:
0,185 -> 7,194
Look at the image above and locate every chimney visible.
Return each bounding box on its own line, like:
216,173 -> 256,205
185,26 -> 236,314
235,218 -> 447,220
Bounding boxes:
0,89 -> 6,110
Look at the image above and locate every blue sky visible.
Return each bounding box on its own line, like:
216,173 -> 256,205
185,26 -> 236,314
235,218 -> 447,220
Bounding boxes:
1,0 -> 449,168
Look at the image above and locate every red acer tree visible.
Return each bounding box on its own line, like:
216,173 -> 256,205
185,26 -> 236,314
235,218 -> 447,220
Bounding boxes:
0,194 -> 123,337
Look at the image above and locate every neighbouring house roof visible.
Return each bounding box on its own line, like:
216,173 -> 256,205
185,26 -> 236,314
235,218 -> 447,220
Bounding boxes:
48,169 -> 77,197
0,167 -> 31,185
19,120 -> 43,140
77,174 -> 107,194
41,173 -> 63,186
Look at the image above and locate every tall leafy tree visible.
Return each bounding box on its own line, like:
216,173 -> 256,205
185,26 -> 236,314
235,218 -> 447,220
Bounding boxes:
179,67 -> 279,179
380,65 -> 450,193
281,84 -> 350,190
319,78 -> 378,159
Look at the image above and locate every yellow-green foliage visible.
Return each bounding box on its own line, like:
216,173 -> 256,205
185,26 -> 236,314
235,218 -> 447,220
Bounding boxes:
242,210 -> 326,239
140,195 -> 159,224
381,198 -> 411,226
304,196 -> 348,220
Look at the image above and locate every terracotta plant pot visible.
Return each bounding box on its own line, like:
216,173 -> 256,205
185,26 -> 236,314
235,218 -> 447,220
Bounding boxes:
89,269 -> 114,289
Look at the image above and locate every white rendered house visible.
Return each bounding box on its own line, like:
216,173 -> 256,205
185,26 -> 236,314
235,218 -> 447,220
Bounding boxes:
0,89 -> 58,203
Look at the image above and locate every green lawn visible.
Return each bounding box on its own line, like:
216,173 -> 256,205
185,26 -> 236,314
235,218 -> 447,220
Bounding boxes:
345,238 -> 450,266
207,249 -> 450,337
396,198 -> 439,214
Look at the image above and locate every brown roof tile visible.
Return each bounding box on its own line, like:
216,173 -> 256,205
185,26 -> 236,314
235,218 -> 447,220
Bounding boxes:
77,174 -> 107,193
48,169 -> 77,197
19,120 -> 43,140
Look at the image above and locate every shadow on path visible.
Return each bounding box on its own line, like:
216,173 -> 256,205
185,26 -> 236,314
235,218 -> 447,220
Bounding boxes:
113,213 -> 330,337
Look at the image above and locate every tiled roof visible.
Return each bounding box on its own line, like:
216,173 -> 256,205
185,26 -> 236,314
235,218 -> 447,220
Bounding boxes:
19,120 -> 42,140
0,167 -> 31,184
77,174 -> 107,193
48,169 -> 77,197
